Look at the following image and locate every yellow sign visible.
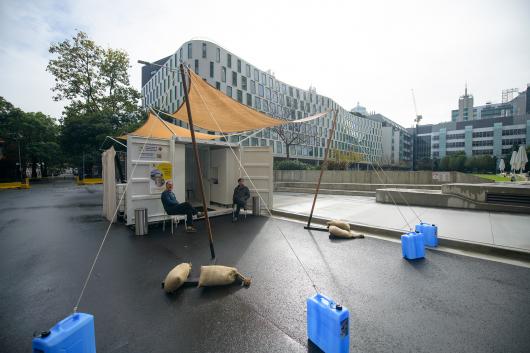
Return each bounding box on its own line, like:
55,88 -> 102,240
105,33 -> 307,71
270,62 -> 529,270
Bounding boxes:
150,162 -> 172,193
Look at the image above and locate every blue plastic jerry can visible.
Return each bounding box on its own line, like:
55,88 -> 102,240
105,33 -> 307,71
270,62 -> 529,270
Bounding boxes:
415,223 -> 438,247
307,293 -> 349,353
32,313 -> 96,353
401,231 -> 425,260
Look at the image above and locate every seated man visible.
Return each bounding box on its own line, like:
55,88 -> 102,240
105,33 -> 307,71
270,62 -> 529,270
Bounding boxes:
161,181 -> 201,232
232,178 -> 250,221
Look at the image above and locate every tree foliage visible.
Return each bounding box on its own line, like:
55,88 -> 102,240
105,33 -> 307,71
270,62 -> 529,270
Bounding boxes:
420,152 -> 498,173
47,31 -> 141,117
0,97 -> 61,179
46,31 -> 145,175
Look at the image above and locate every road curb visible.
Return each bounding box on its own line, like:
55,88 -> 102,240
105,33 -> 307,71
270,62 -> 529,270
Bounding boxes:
271,209 -> 530,263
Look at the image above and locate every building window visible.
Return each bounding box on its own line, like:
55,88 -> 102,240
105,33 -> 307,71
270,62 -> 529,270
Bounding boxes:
231,71 -> 237,86
237,90 -> 242,103
215,82 -> 220,90
255,97 -> 261,109
237,59 -> 241,73
227,54 -> 232,68
246,93 -> 252,106
194,59 -> 199,74
265,87 -> 271,100
216,48 -> 220,62
202,43 -> 207,58
242,76 -> 247,90
254,68 -> 259,81
187,43 -> 192,58
258,84 -> 264,97
250,80 -> 256,94
246,64 -> 251,77
209,62 -> 214,78
226,85 -> 232,97
221,67 -> 226,82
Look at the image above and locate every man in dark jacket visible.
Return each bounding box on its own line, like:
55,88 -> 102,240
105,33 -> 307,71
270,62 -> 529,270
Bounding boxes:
232,178 -> 250,221
161,181 -> 201,232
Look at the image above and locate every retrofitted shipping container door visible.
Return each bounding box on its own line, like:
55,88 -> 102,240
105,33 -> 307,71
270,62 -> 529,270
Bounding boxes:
239,146 -> 274,213
126,136 -> 185,225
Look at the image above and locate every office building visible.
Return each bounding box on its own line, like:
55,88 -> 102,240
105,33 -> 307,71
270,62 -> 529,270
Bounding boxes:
365,113 -> 412,167
140,40 -> 382,162
412,85 -> 530,159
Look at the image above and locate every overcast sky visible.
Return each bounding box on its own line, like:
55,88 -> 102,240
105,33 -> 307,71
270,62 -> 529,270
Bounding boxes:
1,0 -> 529,127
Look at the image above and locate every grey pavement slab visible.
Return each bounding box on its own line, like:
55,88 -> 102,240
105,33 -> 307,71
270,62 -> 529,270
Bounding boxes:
274,192 -> 530,252
1,183 -> 530,352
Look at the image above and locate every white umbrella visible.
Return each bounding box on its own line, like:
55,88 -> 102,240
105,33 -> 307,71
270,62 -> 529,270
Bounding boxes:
510,151 -> 517,173
498,159 -> 505,173
513,148 -> 522,173
517,145 -> 528,173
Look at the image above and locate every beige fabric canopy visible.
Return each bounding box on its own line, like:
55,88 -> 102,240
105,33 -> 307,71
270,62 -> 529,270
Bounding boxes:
121,112 -> 220,140
170,69 -> 330,133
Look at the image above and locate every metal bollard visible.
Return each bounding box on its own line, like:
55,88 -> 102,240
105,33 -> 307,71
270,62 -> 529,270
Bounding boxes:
134,208 -> 148,236
252,196 -> 260,216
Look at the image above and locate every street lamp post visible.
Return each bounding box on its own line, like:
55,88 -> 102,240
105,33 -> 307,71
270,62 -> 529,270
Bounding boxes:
17,138 -> 22,180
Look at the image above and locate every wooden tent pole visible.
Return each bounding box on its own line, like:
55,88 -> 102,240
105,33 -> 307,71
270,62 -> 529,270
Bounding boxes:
180,64 -> 216,259
305,109 -> 338,230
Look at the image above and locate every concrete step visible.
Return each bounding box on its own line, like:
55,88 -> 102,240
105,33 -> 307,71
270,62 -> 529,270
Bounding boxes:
376,188 -> 530,214
276,186 -> 376,197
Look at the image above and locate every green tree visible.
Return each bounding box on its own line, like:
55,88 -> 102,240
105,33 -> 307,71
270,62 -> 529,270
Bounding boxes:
60,112 -> 113,172
47,31 -> 144,174
0,97 -> 61,178
439,156 -> 449,171
446,152 -> 466,172
47,31 -> 141,116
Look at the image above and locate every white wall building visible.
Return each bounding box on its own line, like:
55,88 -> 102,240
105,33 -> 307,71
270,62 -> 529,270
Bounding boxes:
140,40 -> 382,162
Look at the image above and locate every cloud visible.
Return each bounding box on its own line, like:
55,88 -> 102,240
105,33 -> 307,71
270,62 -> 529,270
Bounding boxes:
1,0 -> 529,127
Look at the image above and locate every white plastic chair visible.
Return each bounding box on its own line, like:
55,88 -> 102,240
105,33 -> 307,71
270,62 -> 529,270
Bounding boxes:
162,213 -> 187,234
232,203 -> 248,221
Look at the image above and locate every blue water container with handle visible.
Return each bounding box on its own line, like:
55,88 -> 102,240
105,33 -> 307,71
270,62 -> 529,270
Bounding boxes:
32,312 -> 96,353
401,231 -> 425,260
307,293 -> 349,353
415,223 -> 438,247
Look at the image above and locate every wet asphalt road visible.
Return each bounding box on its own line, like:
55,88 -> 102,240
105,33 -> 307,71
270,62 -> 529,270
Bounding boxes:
1,182 -> 530,353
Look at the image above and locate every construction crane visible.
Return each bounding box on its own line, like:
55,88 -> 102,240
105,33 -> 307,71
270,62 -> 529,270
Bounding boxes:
411,89 -> 422,125
411,89 -> 422,171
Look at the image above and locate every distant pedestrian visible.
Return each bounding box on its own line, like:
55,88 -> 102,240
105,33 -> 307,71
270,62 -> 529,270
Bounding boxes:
232,178 -> 250,221
161,181 -> 202,232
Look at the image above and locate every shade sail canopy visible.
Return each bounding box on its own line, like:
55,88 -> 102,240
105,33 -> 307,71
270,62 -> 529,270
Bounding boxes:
121,113 -> 220,140
170,69 -> 330,133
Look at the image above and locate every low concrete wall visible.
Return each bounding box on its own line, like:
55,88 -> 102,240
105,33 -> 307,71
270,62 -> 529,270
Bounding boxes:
442,182 -> 530,203
275,182 -> 442,192
274,170 -> 488,185
376,187 -> 530,214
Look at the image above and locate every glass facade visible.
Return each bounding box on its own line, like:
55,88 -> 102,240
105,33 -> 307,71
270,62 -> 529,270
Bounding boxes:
141,40 -> 383,162
420,117 -> 528,159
